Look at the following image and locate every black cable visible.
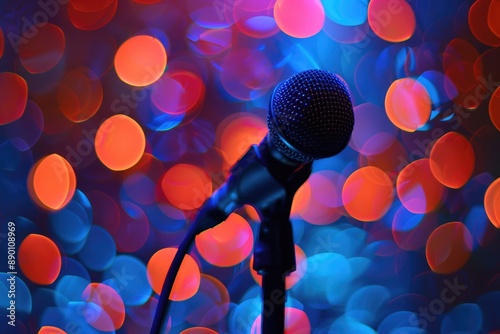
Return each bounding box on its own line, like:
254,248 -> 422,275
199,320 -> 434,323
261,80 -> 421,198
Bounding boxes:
150,223 -> 198,334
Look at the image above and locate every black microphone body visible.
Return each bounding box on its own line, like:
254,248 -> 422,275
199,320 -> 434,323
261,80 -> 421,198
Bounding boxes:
194,137 -> 304,233
194,68 -> 355,234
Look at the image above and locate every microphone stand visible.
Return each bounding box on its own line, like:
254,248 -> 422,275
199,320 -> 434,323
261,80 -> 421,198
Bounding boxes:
198,142 -> 312,333
212,142 -> 311,333
150,142 -> 311,334
252,162 -> 311,333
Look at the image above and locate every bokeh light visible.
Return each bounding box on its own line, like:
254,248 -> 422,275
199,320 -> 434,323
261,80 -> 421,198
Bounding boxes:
1,99 -> 44,151
121,172 -> 156,206
186,23 -> 233,57
429,132 -> 475,189
181,327 -> 217,334
95,114 -> 146,171
346,285 -> 390,326
488,86 -> 500,132
0,72 -> 28,125
216,112 -> 267,167
233,0 -> 280,38
385,78 -> 432,132
219,48 -> 277,101
251,307 -> 311,333
82,282 -> 125,331
161,163 -> 212,210
484,177 -> 500,228
442,38 -> 480,108
114,35 -> 167,86
28,154 -> 76,211
55,275 -> 90,306
184,274 -> 230,326
378,311 -> 420,334
57,67 -> 103,123
350,103 -> 399,156
330,315 -> 377,333
426,222 -> 473,274
488,0 -> 500,38
103,255 -> 152,306
195,213 -> 253,267
274,0 -> 325,38
147,247 -> 201,300
19,234 -> 62,285
358,139 -> 408,180
293,170 -> 345,225
68,0 -> 118,31
38,326 -> 67,334
150,69 -> 206,124
342,166 -> 394,222
0,273 -> 32,320
417,70 -> 458,107
49,190 -> 93,253
0,27 -> 4,58
77,226 -> 116,271
133,0 -> 161,4
397,159 -> 445,214
186,0 -> 234,28
18,23 -> 65,74
114,201 -> 150,252
392,206 -> 438,251
441,303 -> 483,334
323,0 -> 368,26
368,0 -> 416,42
292,252 -> 353,308
468,0 -> 500,47
70,0 -> 115,12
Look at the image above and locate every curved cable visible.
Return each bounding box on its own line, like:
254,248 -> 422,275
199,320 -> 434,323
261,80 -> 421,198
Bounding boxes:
150,223 -> 198,334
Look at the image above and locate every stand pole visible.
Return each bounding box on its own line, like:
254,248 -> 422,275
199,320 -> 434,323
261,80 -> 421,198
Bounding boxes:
262,271 -> 286,333
253,162 -> 311,334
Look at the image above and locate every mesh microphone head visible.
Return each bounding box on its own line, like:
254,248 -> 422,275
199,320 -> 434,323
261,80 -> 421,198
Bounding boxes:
268,69 -> 355,162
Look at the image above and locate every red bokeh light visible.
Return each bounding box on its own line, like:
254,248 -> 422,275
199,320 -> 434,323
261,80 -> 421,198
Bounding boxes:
19,234 -> 62,285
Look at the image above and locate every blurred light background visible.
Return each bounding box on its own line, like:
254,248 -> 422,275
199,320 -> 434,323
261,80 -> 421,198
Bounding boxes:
0,0 -> 500,333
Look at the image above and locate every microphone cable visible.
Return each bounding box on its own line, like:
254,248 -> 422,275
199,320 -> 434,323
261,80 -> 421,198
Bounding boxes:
150,203 -> 227,334
149,222 -> 198,334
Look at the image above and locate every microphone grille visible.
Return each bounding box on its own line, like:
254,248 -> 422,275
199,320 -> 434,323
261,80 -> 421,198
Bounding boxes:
268,69 -> 354,162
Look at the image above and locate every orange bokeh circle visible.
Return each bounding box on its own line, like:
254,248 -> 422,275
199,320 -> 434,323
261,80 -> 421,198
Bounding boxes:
426,222 -> 473,274
114,35 -> 167,87
82,283 -> 126,331
0,72 -> 28,125
429,132 -> 475,189
385,78 -> 431,132
485,177 -> 500,228
397,159 -> 445,214
342,166 -> 394,222
368,0 -> 416,42
19,234 -> 62,285
28,154 -> 76,211
95,115 -> 146,171
161,164 -> 212,210
147,247 -> 201,301
195,213 -> 253,267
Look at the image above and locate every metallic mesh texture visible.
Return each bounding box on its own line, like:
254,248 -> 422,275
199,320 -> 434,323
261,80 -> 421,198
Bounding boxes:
268,69 -> 355,162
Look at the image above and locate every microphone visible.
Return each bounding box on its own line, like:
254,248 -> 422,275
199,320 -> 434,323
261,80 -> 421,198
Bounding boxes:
268,68 -> 355,163
195,68 -> 355,231
150,69 -> 354,334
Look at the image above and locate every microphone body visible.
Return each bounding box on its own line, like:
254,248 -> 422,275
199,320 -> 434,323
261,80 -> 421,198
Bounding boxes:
194,69 -> 355,233
194,136 -> 302,233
